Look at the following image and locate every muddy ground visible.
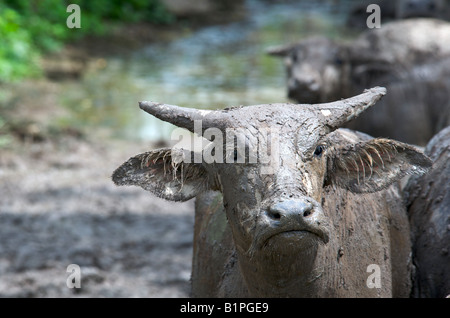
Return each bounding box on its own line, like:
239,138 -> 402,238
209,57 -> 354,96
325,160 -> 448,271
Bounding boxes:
0,17 -> 217,297
0,133 -> 195,297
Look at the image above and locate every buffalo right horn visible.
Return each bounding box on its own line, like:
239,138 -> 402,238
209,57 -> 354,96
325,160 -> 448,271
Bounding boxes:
139,101 -> 229,135
313,86 -> 387,131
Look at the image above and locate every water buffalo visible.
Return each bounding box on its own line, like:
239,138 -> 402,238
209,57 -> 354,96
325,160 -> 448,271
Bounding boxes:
405,126 -> 450,298
112,87 -> 432,297
267,18 -> 450,145
347,56 -> 450,145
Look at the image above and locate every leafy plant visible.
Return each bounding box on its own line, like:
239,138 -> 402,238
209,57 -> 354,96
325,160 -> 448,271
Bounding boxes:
0,6 -> 41,82
0,0 -> 174,83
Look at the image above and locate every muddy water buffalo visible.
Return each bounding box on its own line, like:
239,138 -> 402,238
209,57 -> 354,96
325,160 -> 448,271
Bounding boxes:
268,19 -> 450,145
405,126 -> 450,298
347,56 -> 450,145
113,87 -> 432,297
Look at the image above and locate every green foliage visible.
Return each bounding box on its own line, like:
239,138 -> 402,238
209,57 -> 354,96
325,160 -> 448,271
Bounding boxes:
78,0 -> 174,24
0,0 -> 174,82
0,6 -> 41,82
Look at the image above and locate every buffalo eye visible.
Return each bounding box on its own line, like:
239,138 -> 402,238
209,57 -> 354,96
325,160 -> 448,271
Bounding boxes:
291,50 -> 303,63
291,53 -> 298,63
314,145 -> 325,157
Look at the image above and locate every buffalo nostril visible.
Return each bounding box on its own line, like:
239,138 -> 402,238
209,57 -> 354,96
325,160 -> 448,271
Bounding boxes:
301,202 -> 314,218
267,210 -> 282,220
272,212 -> 281,220
303,209 -> 312,218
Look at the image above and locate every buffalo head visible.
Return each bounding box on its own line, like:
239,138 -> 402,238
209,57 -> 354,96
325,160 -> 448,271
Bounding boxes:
113,87 -> 431,264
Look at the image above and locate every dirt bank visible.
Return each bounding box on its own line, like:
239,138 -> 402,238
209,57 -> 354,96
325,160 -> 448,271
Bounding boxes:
0,134 -> 195,297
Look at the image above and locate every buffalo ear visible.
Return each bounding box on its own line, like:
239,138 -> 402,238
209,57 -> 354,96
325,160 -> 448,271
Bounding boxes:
112,148 -> 209,201
326,138 -> 432,193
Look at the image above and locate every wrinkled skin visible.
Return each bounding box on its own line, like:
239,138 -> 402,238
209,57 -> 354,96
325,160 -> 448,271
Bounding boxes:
113,87 -> 432,297
268,19 -> 450,145
405,126 -> 450,298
